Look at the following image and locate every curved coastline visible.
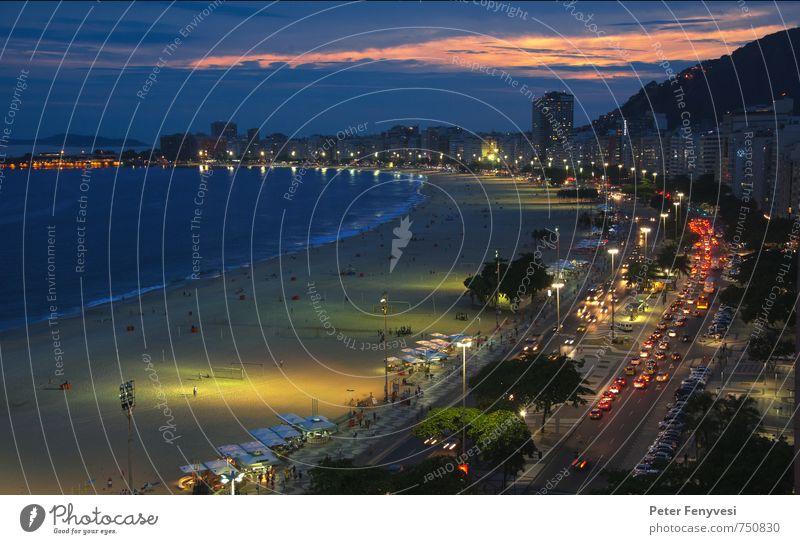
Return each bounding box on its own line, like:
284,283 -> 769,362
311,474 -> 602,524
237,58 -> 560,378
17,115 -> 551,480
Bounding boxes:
0,167 -> 428,333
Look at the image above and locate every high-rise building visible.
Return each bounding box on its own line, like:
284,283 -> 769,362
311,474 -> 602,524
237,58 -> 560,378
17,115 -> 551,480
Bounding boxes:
532,91 -> 574,160
246,128 -> 260,143
211,121 -> 238,141
159,133 -> 198,162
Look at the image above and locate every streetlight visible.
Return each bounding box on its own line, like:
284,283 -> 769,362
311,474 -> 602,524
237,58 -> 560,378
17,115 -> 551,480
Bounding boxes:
641,227 -> 651,261
551,282 -> 565,331
554,226 -> 560,280
456,337 -> 473,455
608,249 -> 619,340
660,213 -> 669,241
673,201 -> 680,239
380,292 -> 389,403
220,465 -> 245,496
677,192 -> 685,228
495,250 -> 501,327
119,380 -> 135,494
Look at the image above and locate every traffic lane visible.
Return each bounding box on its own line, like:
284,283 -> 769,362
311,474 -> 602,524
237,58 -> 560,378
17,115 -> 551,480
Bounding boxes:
524,316 -> 703,492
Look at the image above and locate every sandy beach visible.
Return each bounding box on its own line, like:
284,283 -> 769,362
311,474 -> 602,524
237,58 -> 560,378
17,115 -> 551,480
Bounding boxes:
0,171 -> 590,494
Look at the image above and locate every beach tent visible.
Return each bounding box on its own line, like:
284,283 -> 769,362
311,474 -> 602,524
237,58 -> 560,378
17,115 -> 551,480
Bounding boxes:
216,444 -> 248,458
304,415 -> 338,433
202,459 -> 234,476
239,440 -> 273,455
238,450 -> 279,468
401,354 -> 424,364
249,428 -> 288,447
269,424 -> 302,440
179,463 -> 207,474
416,340 -> 439,349
429,339 -> 451,348
278,413 -> 307,427
429,333 -> 449,339
401,347 -> 419,354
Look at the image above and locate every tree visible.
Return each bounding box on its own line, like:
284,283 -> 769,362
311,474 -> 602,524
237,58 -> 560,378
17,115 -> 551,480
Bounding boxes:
412,407 -> 535,485
655,243 -> 691,283
308,458 -> 391,494
470,355 -> 594,432
505,253 -> 551,309
625,259 -> 657,291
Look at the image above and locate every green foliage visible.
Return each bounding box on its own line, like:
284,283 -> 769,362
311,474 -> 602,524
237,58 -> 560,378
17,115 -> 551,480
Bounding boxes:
308,458 -> 392,494
411,407 -> 535,481
464,253 -> 551,309
470,355 -> 594,432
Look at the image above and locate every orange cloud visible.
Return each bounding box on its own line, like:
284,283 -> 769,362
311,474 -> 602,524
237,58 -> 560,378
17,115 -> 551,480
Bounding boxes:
188,24 -> 789,80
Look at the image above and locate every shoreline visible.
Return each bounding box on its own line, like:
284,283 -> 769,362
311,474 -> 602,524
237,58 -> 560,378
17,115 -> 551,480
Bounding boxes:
0,166 -> 429,335
0,171 -> 588,494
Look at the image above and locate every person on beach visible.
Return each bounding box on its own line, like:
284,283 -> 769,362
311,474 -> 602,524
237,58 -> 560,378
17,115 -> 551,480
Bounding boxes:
193,386 -> 197,397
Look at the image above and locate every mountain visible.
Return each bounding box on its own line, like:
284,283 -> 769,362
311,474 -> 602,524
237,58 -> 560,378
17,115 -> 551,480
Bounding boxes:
15,133 -> 149,148
590,27 -> 800,132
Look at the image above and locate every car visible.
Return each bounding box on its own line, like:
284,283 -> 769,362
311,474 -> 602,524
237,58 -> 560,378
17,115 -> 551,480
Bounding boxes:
589,408 -> 603,420
614,377 -> 627,388
682,334 -> 690,343
563,336 -> 576,345
609,384 -> 621,395
598,400 -> 612,411
655,350 -> 667,360
630,356 -> 641,366
642,341 -> 654,350
671,352 -> 682,361
650,331 -> 663,340
657,321 -> 668,330
602,391 -> 616,402
633,378 -> 647,389
523,339 -> 540,353
625,366 -> 636,376
639,350 -> 650,358
663,313 -> 673,321
570,457 -> 590,471
658,341 -> 670,350
576,324 -> 587,333
667,329 -> 677,337
655,371 -> 670,382
587,315 -> 597,323
641,372 -> 653,382
633,464 -> 660,476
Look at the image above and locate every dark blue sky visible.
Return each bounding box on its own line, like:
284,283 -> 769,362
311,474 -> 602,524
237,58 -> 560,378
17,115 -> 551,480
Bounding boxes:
1,1 -> 798,147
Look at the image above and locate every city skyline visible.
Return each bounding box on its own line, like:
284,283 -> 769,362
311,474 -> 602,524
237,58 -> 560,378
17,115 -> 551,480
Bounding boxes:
1,1 -> 799,143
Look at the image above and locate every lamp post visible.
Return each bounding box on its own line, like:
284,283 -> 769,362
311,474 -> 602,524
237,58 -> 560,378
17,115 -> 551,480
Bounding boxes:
552,282 -> 565,331
555,226 -> 560,280
456,337 -> 473,455
640,227 -> 651,261
608,248 -> 619,340
673,201 -> 680,239
660,213 -> 669,242
380,292 -> 389,403
495,250 -> 501,327
119,380 -> 135,494
677,192 -> 685,230
220,466 -> 245,496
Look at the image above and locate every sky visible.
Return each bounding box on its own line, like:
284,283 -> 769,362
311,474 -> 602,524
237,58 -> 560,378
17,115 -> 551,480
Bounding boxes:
1,0 -> 799,147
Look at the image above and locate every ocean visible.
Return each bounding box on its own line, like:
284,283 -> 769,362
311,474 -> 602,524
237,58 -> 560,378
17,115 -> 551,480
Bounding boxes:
0,165 -> 425,331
